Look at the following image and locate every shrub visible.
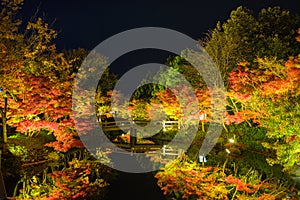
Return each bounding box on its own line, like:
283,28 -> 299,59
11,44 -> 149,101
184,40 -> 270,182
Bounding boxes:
155,156 -> 294,199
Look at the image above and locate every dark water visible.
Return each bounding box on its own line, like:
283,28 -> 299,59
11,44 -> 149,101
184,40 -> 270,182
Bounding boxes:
105,152 -> 166,200
105,171 -> 166,200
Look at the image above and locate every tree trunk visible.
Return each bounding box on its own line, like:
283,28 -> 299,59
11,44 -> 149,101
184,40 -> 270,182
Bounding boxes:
0,97 -> 7,144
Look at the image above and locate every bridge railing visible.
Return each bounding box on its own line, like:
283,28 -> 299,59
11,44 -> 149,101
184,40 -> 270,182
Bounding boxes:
160,120 -> 179,131
100,120 -> 180,131
147,145 -> 184,157
101,120 -> 131,127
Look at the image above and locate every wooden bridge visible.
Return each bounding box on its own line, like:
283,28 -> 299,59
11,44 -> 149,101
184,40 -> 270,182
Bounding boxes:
105,144 -> 185,164
100,119 -> 179,132
101,119 -> 178,143
99,118 -> 182,154
146,145 -> 185,157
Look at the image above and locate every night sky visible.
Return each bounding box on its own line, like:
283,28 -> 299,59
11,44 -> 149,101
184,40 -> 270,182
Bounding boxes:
20,0 -> 300,50
20,0 -> 300,75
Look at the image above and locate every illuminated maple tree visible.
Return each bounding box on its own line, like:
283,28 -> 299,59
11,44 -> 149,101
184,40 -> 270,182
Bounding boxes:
0,0 -> 73,145
226,56 -> 300,171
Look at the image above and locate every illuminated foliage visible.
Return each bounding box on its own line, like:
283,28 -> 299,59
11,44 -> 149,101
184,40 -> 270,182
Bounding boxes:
0,0 -> 73,144
155,156 -> 289,199
227,56 -> 300,171
7,75 -> 85,152
0,1 -> 116,199
202,6 -> 300,83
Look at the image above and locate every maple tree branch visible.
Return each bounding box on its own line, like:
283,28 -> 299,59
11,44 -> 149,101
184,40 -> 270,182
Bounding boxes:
0,107 -> 4,118
21,160 -> 48,167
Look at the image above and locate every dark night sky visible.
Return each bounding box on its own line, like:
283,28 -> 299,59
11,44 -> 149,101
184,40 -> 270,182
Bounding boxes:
20,0 -> 300,75
20,0 -> 300,50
